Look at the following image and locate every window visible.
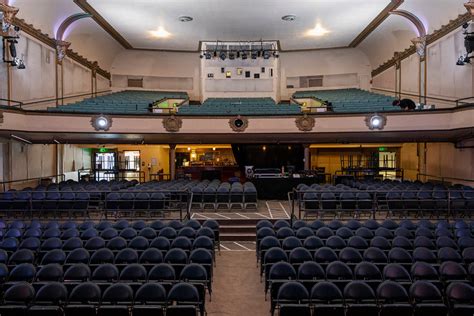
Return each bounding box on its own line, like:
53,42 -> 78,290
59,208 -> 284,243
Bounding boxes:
127,78 -> 143,88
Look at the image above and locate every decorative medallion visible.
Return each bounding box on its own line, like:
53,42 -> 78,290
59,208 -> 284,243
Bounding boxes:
295,114 -> 315,132
163,115 -> 183,132
229,116 -> 248,132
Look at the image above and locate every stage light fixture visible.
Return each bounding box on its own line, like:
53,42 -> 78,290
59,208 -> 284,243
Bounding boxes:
91,114 -> 112,131
229,51 -> 235,60
241,51 -> 248,60
456,22 -> 474,66
251,50 -> 258,59
365,113 -> 387,130
219,51 -> 226,60
204,52 -> 212,59
262,50 -> 271,59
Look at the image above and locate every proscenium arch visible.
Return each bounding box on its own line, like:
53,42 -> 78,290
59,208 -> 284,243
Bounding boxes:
55,13 -> 92,41
388,9 -> 427,37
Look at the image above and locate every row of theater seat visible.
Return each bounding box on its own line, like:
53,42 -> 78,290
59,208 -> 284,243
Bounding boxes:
256,219 -> 474,315
1,281 -> 204,316
2,262 -> 212,293
271,279 -> 473,316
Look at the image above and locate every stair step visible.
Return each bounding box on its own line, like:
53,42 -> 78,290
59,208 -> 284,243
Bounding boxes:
220,233 -> 256,241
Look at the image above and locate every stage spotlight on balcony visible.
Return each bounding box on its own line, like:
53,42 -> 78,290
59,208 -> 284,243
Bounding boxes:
91,114 -> 112,131
365,113 -> 387,130
262,50 -> 271,59
251,50 -> 258,59
229,51 -> 235,60
241,51 -> 248,60
219,51 -> 227,60
204,52 -> 212,59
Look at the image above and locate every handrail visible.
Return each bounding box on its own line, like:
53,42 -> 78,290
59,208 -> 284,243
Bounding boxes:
0,174 -> 66,192
289,188 -> 470,220
20,90 -> 113,109
371,87 -> 465,106
455,96 -> 474,107
0,98 -> 24,108
416,173 -> 474,185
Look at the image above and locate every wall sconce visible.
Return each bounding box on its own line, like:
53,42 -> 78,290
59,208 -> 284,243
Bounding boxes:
365,113 -> 387,131
91,114 -> 112,131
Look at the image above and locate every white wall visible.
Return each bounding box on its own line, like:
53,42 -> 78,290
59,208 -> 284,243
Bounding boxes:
279,48 -> 372,100
372,28 -> 474,108
111,50 -> 200,100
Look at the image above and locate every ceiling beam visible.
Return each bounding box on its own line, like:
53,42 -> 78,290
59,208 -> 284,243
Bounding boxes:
73,0 -> 133,49
349,0 -> 404,48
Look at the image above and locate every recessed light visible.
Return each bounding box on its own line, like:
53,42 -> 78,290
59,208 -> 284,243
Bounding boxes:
150,27 -> 171,38
282,15 -> 296,21
178,16 -> 193,22
306,23 -> 330,37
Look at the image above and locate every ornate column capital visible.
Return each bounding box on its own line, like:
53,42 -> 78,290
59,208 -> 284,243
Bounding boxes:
56,39 -> 71,64
411,36 -> 427,58
0,3 -> 19,37
465,1 -> 474,16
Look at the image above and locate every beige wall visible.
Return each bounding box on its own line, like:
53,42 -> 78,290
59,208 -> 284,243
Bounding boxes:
280,48 -> 372,100
424,143 -> 474,185
371,23 -> 474,108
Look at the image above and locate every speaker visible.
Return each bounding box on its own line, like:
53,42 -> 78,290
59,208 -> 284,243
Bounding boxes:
245,166 -> 254,179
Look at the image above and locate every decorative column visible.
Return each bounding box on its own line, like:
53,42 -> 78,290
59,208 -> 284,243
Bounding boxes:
394,52 -> 402,100
91,61 -> 98,97
303,144 -> 311,171
55,40 -> 70,106
169,144 -> 176,180
412,36 -> 427,105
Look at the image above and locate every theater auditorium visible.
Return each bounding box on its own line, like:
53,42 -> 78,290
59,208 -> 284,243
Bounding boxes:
0,0 -> 473,315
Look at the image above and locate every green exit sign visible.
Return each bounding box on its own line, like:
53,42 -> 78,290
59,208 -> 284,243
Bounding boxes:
99,147 -> 108,153
378,147 -> 387,152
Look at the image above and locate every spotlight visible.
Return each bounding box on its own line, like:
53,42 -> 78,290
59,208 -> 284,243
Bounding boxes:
16,58 -> 26,70
262,50 -> 271,59
229,51 -> 235,60
219,51 -> 226,60
91,115 -> 112,131
251,50 -> 258,59
241,51 -> 248,60
204,52 -> 212,59
365,113 -> 387,130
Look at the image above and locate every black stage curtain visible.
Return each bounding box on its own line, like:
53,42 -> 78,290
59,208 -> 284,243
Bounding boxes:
231,144 -> 304,171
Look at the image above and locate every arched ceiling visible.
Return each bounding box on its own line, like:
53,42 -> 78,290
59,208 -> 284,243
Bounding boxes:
359,0 -> 469,68
7,0 -> 470,69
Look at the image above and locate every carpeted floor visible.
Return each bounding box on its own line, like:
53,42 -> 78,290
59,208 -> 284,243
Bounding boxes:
207,251 -> 270,316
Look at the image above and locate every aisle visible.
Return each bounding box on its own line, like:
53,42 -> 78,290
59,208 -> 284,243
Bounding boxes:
207,251 -> 270,316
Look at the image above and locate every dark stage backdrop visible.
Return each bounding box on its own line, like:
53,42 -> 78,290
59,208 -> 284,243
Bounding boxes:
232,144 -> 304,171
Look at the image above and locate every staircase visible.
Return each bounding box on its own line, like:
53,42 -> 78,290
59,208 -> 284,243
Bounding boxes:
215,219 -> 276,241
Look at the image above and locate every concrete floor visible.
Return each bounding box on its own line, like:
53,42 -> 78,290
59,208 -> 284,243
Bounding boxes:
207,251 -> 270,316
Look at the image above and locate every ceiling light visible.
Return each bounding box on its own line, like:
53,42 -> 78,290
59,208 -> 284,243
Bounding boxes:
282,15 -> 296,22
306,23 -> 330,37
178,16 -> 193,22
150,27 -> 171,38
